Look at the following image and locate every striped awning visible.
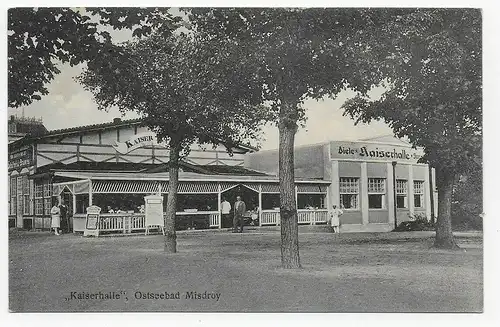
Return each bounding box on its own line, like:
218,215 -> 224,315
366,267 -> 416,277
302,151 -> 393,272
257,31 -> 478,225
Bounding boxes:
158,181 -> 219,193
93,180 -> 159,193
261,183 -> 280,193
220,182 -> 239,192
297,184 -> 328,193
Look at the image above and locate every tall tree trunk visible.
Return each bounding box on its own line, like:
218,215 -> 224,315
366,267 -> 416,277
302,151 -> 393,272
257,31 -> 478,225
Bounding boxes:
164,141 -> 180,253
278,99 -> 301,269
434,169 -> 459,249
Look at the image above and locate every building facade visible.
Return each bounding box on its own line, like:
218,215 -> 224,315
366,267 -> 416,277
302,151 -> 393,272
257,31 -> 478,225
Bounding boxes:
245,136 -> 438,232
8,118 -> 329,232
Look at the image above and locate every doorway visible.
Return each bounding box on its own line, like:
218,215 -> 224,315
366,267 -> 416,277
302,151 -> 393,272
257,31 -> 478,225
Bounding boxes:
60,187 -> 74,232
221,184 -> 259,228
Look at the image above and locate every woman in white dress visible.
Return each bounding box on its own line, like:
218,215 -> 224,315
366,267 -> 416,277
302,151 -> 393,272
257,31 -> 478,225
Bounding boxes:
50,200 -> 61,235
329,204 -> 344,233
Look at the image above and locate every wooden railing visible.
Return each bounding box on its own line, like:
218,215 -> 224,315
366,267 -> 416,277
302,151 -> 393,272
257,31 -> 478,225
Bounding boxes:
96,211 -> 220,233
99,214 -> 146,233
209,213 -> 220,227
260,210 -> 280,225
261,209 -> 328,226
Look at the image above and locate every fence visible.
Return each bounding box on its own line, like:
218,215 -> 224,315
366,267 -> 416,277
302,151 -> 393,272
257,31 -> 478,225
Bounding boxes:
261,209 -> 328,226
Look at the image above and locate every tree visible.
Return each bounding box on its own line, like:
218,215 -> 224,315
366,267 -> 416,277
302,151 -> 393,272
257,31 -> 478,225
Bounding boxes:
78,32 -> 267,252
186,8 -> 404,268
451,167 -> 483,231
8,7 -> 180,107
341,9 -> 481,248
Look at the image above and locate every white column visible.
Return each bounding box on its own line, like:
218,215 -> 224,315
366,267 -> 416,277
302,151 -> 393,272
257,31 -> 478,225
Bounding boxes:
386,162 -> 395,226
330,160 -> 339,207
258,184 -> 262,226
88,179 -> 93,207
360,162 -> 369,225
217,183 -> 222,229
424,164 -> 431,220
432,168 -> 438,217
408,164 -> 414,217
72,194 -> 76,215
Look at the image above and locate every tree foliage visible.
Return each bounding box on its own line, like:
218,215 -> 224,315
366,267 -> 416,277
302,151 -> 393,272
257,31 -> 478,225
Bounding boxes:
78,31 -> 268,251
186,8 -> 406,267
8,7 -> 180,107
341,9 -> 482,247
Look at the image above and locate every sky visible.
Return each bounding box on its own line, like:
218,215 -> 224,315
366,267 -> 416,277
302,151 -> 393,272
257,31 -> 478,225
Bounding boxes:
7,62 -> 393,150
6,7 -> 395,150
4,14 -> 392,149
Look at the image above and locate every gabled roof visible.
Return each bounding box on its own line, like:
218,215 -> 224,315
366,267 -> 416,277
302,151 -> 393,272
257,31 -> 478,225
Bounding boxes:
32,161 -> 272,179
9,117 -> 258,153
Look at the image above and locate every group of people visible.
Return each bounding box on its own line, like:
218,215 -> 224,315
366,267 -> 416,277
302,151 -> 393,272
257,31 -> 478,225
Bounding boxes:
221,196 -> 248,233
221,195 -> 344,234
50,199 -> 70,236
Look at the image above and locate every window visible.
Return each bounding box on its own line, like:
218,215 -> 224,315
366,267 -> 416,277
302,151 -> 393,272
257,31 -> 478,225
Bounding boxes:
10,177 -> 17,215
35,199 -> 44,216
17,177 -> 23,216
22,176 -> 30,215
44,198 -> 52,216
414,180 -> 424,208
340,177 -> 359,209
297,194 -> 326,209
35,184 -> 43,198
43,182 -> 52,198
35,183 -> 43,215
396,179 -> 408,208
368,178 -> 386,209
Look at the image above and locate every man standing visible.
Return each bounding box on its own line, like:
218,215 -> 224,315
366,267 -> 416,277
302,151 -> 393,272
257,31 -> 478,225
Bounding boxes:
221,197 -> 232,228
59,199 -> 69,234
233,196 -> 246,233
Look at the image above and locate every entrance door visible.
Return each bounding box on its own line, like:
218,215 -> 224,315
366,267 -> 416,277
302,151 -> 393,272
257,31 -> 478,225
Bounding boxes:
61,188 -> 74,232
221,184 -> 259,228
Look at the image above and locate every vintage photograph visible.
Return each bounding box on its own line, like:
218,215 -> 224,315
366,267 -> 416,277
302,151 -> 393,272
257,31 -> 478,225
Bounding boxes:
7,6 -> 483,314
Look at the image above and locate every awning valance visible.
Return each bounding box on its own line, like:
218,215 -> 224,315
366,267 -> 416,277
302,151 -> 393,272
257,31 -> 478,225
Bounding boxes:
93,180 -> 159,194
297,184 -> 328,193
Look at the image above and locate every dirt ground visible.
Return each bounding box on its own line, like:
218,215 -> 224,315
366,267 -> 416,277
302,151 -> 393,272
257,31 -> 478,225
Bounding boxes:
8,230 -> 482,312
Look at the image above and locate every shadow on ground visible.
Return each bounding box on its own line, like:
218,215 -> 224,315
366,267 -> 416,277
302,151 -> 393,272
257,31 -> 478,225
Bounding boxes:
9,231 -> 482,312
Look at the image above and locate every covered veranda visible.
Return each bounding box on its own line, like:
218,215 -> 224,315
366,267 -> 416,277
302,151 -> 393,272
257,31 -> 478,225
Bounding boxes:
50,170 -> 331,234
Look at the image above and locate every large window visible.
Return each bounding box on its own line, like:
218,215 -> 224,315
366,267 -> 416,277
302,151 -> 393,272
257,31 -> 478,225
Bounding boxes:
261,194 -> 280,210
368,178 -> 386,209
414,180 -> 424,208
297,194 -> 326,209
340,177 -> 359,209
94,193 -> 148,213
396,179 -> 408,208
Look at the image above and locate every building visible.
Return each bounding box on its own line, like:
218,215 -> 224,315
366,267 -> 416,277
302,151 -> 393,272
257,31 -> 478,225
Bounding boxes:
8,115 -> 48,143
245,135 -> 438,232
7,118 -> 329,231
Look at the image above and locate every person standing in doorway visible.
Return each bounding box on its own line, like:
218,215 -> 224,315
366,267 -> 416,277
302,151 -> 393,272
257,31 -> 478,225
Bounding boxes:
221,197 -> 232,229
233,196 -> 246,233
50,199 -> 61,236
59,199 -> 69,234
330,204 -> 344,233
